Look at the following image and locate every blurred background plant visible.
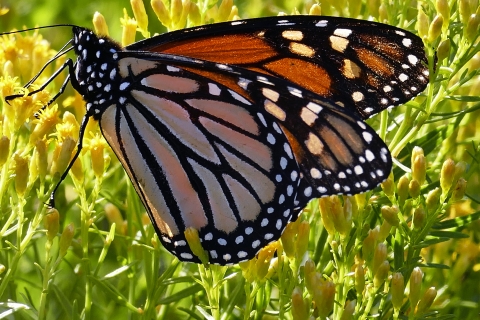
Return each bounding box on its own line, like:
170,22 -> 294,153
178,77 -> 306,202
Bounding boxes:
0,0 -> 479,319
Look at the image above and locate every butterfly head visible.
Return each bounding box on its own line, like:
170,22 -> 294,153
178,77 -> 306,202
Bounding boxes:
71,27 -> 124,116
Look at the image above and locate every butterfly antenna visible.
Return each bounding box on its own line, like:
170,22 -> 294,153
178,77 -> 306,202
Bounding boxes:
0,24 -> 77,35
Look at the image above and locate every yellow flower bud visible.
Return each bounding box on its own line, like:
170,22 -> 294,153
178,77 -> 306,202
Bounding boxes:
397,175 -> 410,206
435,0 -> 450,28
372,243 -> 387,276
59,223 -> 75,258
318,197 -> 336,235
411,147 -> 426,185
403,199 -> 413,217
426,187 -> 441,212
295,221 -> 310,261
309,4 -> 321,16
256,243 -> 276,281
440,159 -> 455,194
362,227 -> 378,266
373,260 -> 389,289
355,264 -> 365,295
330,196 -> 349,235
340,300 -> 355,320
171,0 -> 183,25
408,179 -> 421,199
184,227 -> 209,264
454,161 -> 467,181
348,0 -> 361,17
428,14 -> 443,43
70,155 -> 84,183
305,268 -> 320,295
291,287 -> 309,320
218,0 -> 233,22
188,2 -> 201,26
378,220 -> 392,242
452,178 -> 467,201
381,173 -> 395,197
459,0 -> 472,24
381,205 -> 399,227
413,207 -> 426,230
45,209 -> 60,242
131,0 -> 149,37
121,8 -> 137,46
409,267 -> 423,310
35,140 -> 48,182
151,0 -> 171,28
416,287 -> 437,314
93,12 -> 109,36
437,39 -> 450,62
315,279 -> 335,318
57,111 -> 80,142
281,219 -> 298,258
228,6 -> 239,21
0,136 -> 10,167
104,203 -> 125,234
417,9 -> 429,40
51,136 -> 76,178
90,143 -> 105,179
0,264 -> 5,275
391,272 -> 404,310
379,3 -> 388,23
304,259 -> 315,278
465,14 -> 480,43
14,153 -> 29,196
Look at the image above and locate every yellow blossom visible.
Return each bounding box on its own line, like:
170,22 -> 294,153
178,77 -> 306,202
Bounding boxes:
29,104 -> 61,144
121,8 -> 138,46
93,12 -> 110,36
85,133 -> 108,178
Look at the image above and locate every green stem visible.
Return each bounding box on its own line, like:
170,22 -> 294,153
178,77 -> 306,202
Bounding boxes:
38,241 -> 52,320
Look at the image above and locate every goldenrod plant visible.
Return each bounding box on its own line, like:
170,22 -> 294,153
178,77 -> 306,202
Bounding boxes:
0,0 -> 479,319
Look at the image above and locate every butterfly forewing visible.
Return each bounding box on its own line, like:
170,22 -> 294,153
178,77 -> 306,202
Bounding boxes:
129,16 -> 429,119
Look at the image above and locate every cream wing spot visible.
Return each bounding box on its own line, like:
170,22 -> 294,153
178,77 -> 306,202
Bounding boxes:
262,87 -> 280,102
289,42 -> 315,57
265,99 -> 286,121
282,30 -> 304,41
330,35 -> 349,52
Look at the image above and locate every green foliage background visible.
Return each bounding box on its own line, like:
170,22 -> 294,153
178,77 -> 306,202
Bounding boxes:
0,0 -> 479,319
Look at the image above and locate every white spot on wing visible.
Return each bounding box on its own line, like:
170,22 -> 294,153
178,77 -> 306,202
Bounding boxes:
333,28 -> 352,38
208,83 -> 221,96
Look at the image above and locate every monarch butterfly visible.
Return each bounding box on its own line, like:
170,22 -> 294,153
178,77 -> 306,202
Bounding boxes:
6,16 -> 429,265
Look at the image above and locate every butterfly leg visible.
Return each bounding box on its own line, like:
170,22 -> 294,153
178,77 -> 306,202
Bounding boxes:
5,59 -> 75,109
49,113 -> 92,208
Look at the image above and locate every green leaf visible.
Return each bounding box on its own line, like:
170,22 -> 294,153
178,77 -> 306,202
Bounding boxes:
157,284 -> 203,304
412,237 -> 450,249
429,230 -> 469,238
417,262 -> 450,269
432,210 -> 480,229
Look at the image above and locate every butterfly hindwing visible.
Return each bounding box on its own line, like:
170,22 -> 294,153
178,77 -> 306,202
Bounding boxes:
98,55 -> 303,264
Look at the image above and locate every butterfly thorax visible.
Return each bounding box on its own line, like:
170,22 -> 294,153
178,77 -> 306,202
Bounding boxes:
72,27 -> 124,119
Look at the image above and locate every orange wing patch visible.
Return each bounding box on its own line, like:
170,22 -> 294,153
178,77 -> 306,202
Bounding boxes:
156,34 -> 279,65
264,58 -> 333,97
